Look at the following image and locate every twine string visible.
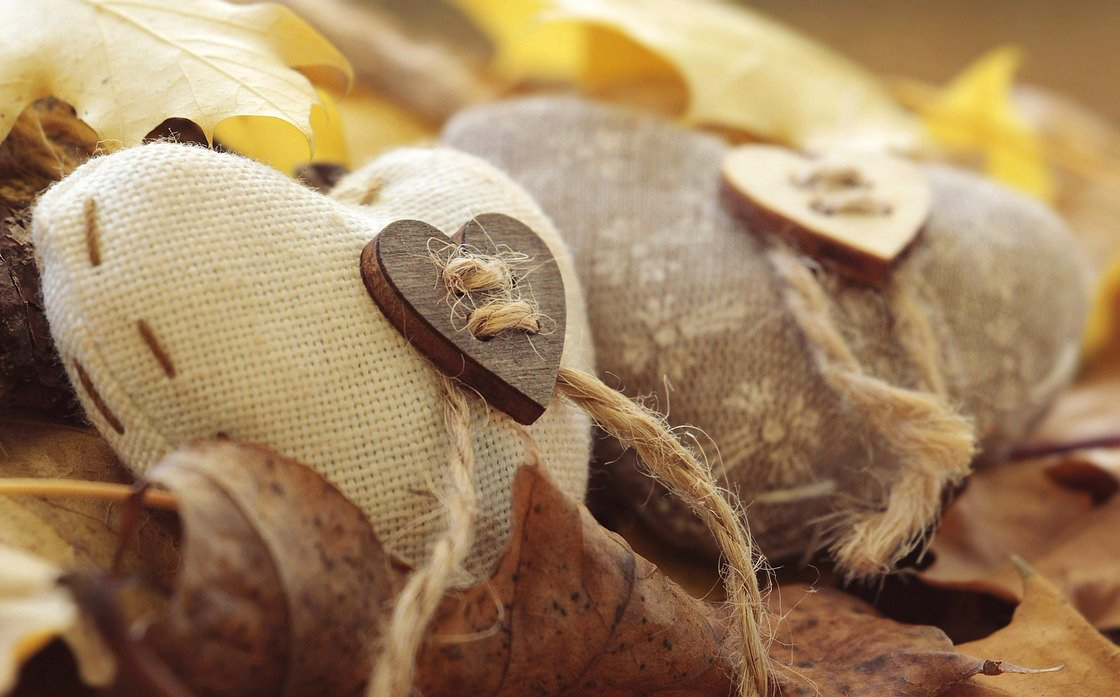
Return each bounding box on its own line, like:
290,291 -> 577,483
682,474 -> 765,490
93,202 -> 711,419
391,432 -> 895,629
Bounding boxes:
370,241 -> 772,697
554,368 -> 770,697
369,375 -> 477,697
766,244 -> 976,579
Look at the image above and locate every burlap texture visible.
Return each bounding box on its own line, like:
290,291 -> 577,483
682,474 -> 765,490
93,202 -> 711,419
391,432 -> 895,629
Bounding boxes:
445,96 -> 1089,560
32,142 -> 593,578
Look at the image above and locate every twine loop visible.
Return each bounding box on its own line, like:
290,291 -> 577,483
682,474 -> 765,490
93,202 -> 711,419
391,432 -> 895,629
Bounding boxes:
431,242 -> 546,340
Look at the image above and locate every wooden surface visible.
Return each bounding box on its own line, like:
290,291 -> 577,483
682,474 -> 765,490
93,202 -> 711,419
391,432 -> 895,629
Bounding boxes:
361,213 -> 566,424
721,145 -> 930,285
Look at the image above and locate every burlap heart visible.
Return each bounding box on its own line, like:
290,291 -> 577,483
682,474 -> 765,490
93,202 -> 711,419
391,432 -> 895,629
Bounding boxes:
32,142 -> 594,578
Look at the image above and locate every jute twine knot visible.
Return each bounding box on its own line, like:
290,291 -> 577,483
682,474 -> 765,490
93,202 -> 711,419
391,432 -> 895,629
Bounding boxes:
370,243 -> 772,697
766,244 -> 976,579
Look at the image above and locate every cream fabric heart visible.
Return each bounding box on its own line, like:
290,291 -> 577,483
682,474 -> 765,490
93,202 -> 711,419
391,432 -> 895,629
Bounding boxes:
32,142 -> 594,578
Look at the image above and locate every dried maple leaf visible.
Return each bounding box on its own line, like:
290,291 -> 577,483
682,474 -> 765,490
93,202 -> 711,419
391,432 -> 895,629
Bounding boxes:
144,439 -> 391,697
946,565 -> 1119,696
547,0 -> 920,151
0,0 -> 351,147
921,460 -> 1120,630
0,544 -> 114,694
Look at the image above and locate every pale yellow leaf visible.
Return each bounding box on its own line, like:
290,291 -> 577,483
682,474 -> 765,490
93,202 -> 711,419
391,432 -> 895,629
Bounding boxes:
0,544 -> 113,695
334,88 -> 434,168
547,0 -> 920,152
0,0 -> 352,148
215,88 -> 349,173
449,0 -> 585,79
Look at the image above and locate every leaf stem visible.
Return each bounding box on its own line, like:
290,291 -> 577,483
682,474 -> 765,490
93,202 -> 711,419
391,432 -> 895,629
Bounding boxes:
0,478 -> 178,510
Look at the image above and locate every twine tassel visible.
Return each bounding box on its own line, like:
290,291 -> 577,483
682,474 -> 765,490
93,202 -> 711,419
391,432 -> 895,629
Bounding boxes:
767,246 -> 976,579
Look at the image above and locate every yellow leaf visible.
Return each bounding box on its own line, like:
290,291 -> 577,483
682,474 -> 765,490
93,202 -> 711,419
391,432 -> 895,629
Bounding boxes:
215,89 -> 349,173
0,0 -> 352,148
1084,253 -> 1120,363
547,0 -> 920,152
920,46 -> 1054,201
449,0 -> 585,79
0,544 -> 114,694
334,88 -> 434,168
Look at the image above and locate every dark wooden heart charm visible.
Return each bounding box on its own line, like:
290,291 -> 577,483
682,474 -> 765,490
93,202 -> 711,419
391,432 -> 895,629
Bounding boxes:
360,213 -> 566,425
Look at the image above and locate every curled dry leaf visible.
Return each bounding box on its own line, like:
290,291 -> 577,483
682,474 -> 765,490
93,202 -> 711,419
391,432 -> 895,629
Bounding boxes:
417,464 -> 738,696
1022,363 -> 1120,455
144,439 -> 391,697
0,545 -> 113,694
769,585 -> 1038,697
0,419 -> 178,693
946,565 -> 1119,696
0,0 -> 352,148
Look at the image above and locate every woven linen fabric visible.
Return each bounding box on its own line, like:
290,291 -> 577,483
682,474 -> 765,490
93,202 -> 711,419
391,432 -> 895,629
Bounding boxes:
32,142 -> 594,579
445,96 -> 1090,561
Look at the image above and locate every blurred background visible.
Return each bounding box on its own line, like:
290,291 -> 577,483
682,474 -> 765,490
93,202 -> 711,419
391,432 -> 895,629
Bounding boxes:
751,0 -> 1120,123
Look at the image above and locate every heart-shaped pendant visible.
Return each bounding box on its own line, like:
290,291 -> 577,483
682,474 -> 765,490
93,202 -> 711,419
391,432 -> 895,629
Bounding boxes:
721,145 -> 932,284
361,213 -> 566,424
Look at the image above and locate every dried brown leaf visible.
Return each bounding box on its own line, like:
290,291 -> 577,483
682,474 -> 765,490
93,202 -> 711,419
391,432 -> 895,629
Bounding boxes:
144,439 -> 391,697
416,464 -> 737,697
416,465 -> 1023,697
946,566 -> 1120,696
769,585 -> 1035,697
0,98 -> 98,219
921,361 -> 1120,629
0,419 -> 178,593
1,98 -> 96,418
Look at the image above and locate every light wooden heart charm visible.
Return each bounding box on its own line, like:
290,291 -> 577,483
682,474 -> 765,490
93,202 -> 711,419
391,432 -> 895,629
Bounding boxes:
361,213 -> 566,425
721,145 -> 932,283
